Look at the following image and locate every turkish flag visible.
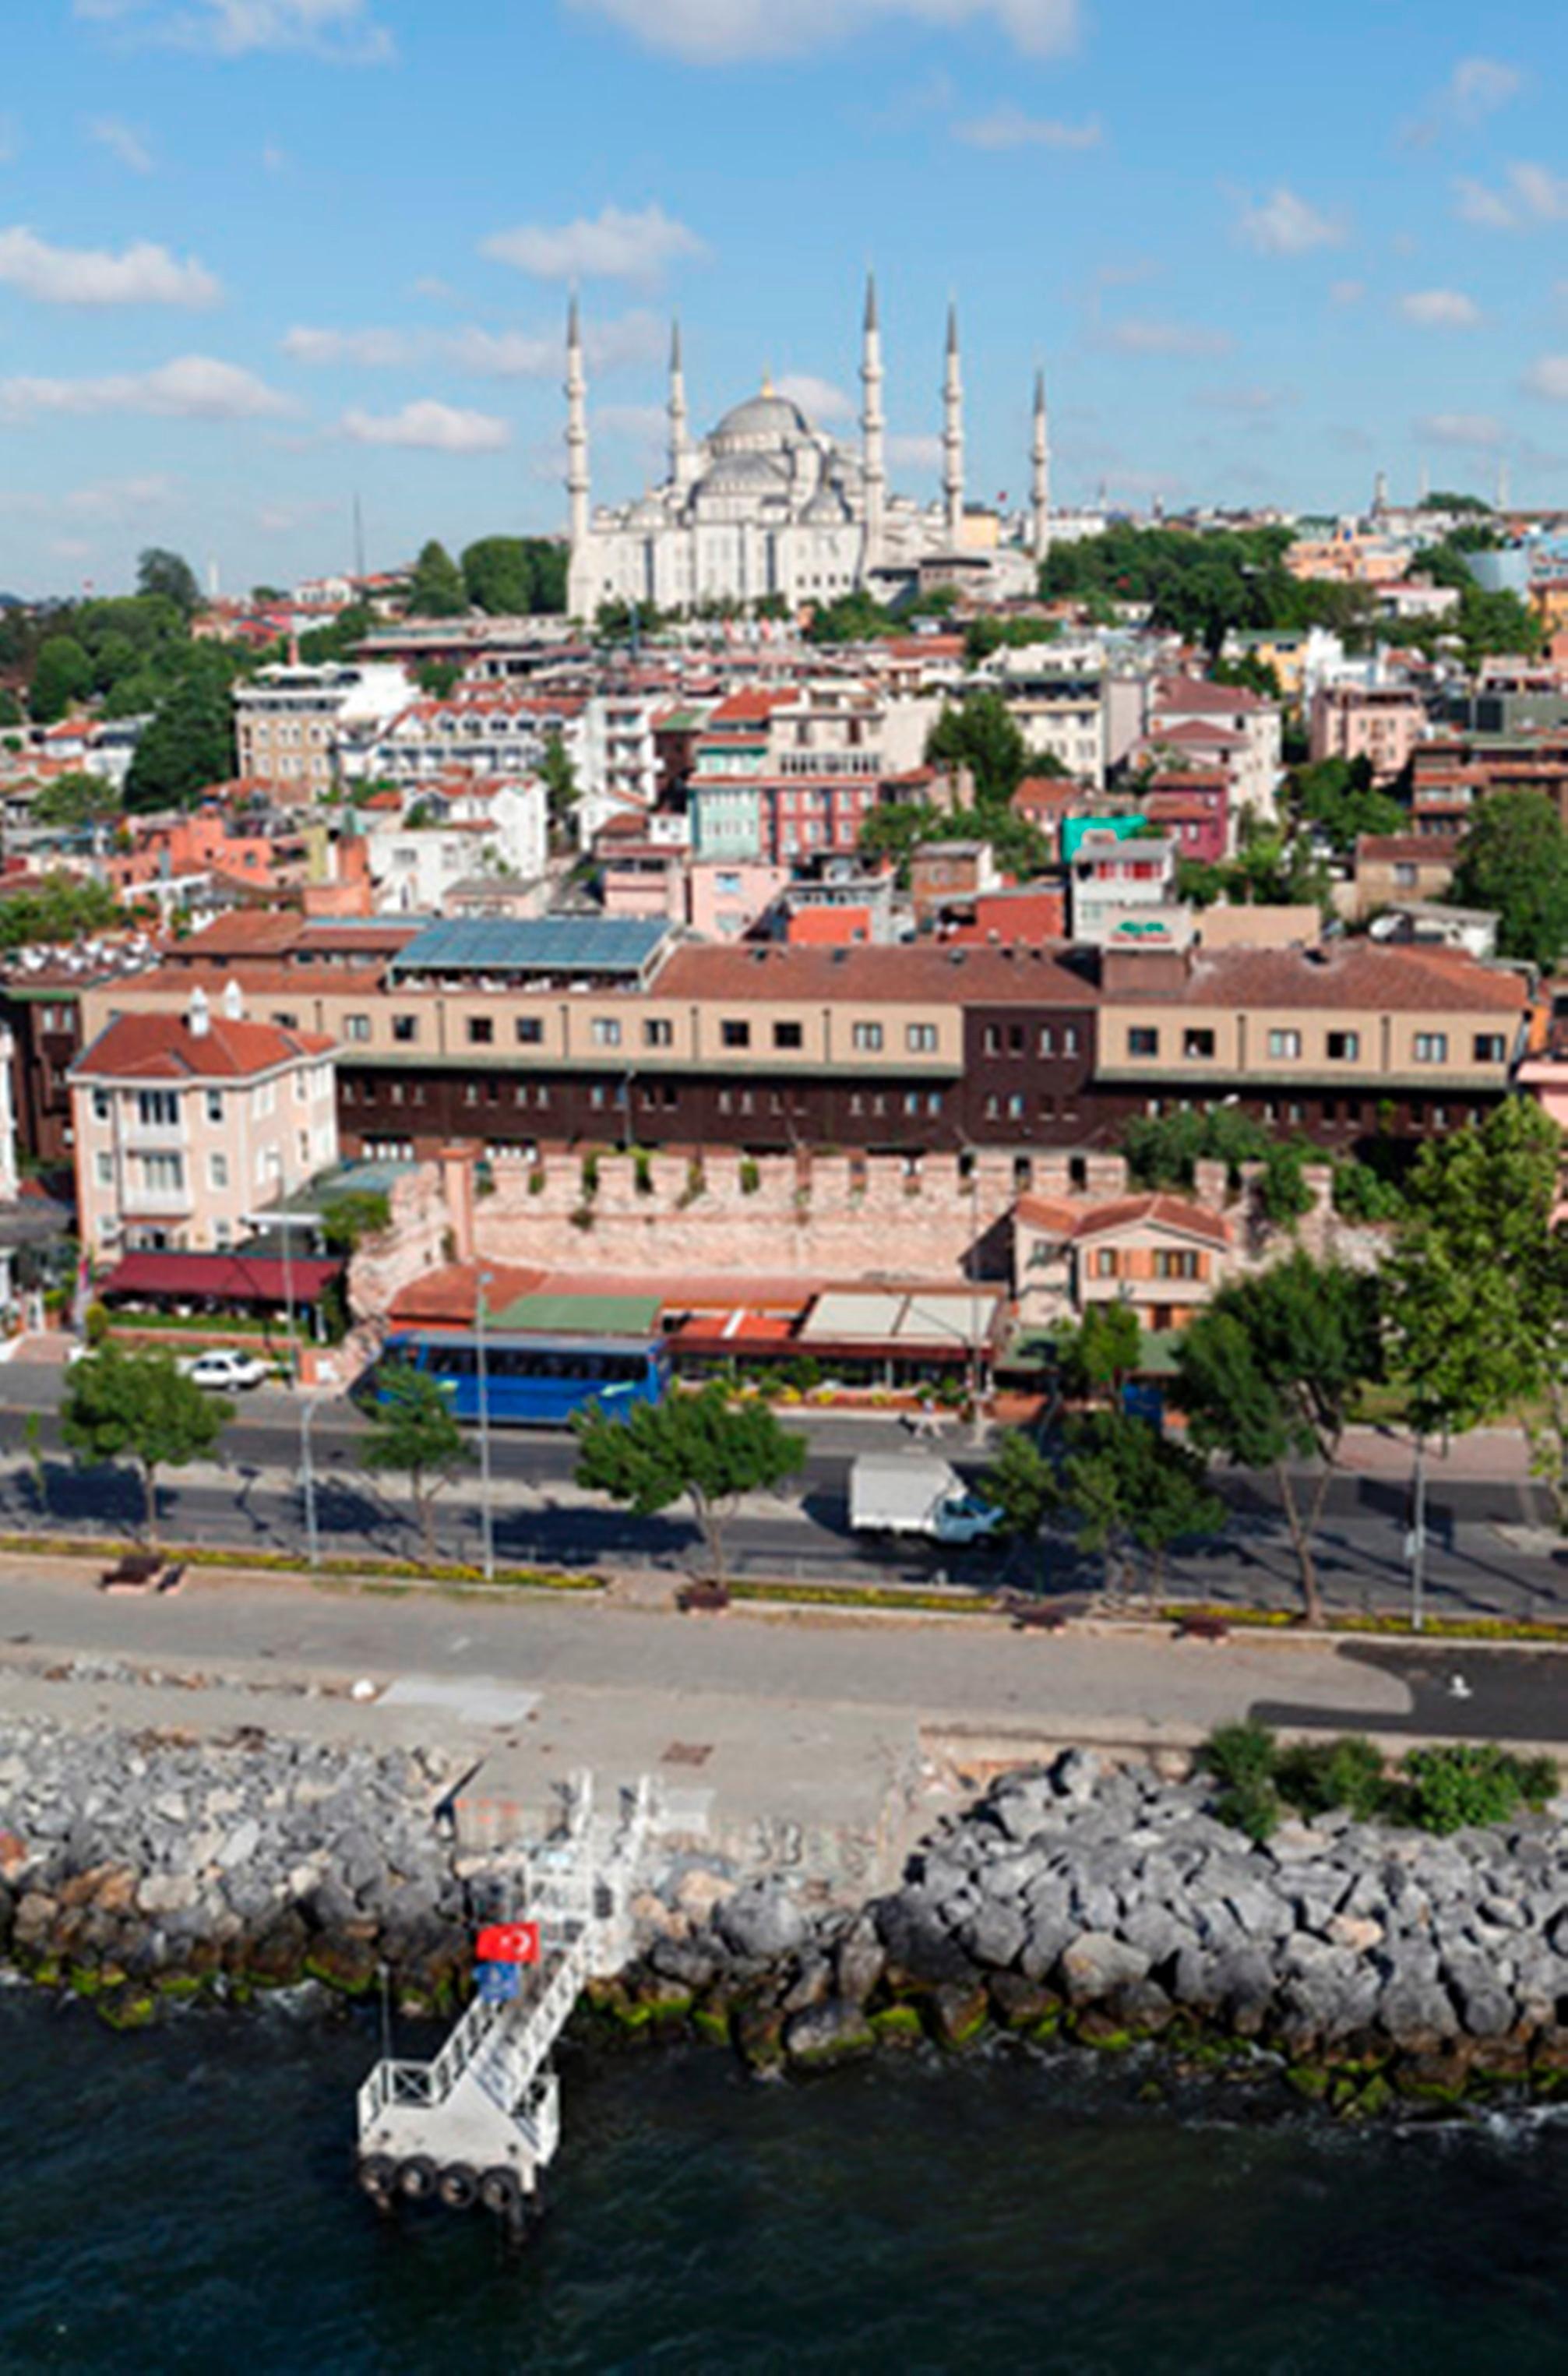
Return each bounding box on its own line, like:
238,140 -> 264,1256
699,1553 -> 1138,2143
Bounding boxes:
476,1922 -> 541,1965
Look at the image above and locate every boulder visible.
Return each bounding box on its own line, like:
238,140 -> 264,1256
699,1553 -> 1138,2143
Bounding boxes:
873,1895 -> 978,1992
960,1900 -> 1027,1972
1059,1933 -> 1151,2007
833,1924 -> 886,2008
715,1884 -> 811,1964
784,1998 -> 875,2068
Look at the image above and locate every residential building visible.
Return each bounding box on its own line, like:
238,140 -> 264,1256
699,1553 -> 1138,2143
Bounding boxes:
1310,683 -> 1428,782
70,984 -> 337,1258
1015,1190 -> 1230,1334
1146,677 -> 1282,823
1341,834 -> 1461,922
1069,830 -> 1178,943
978,639 -> 1107,784
233,661 -> 410,798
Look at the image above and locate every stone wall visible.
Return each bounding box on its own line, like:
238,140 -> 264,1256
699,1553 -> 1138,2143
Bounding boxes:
347,1165 -> 451,1331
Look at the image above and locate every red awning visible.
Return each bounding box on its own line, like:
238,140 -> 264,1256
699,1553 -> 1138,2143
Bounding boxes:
99,1251 -> 344,1305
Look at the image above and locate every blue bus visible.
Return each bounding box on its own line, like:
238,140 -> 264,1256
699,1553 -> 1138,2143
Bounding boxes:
373,1330 -> 671,1429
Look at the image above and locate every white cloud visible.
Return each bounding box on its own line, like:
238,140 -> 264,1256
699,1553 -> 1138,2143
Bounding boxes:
280,311 -> 664,377
62,471 -> 178,517
1416,411 -> 1502,447
774,372 -> 854,421
1523,357 -> 1568,403
953,105 -> 1101,151
0,354 -> 292,421
1231,185 -> 1345,256
1399,287 -> 1482,329
888,431 -> 942,467
87,116 -> 153,171
1329,278 -> 1366,306
482,203 -> 705,285
570,0 -> 1080,64
1453,160 -> 1568,231
1406,54 -> 1521,143
0,225 -> 219,305
74,0 -> 393,63
340,399 -> 509,453
1101,316 -> 1231,358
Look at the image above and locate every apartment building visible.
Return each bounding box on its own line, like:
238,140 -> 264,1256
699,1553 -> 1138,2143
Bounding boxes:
978,640 -> 1107,784
1309,684 -> 1428,783
70,985 -> 337,1259
1069,830 -> 1179,943
1094,939 -> 1525,1147
233,662 -> 410,798
1147,677 -> 1282,823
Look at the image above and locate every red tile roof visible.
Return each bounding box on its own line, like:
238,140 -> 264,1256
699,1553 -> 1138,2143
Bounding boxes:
1016,1191 -> 1231,1248
657,939 -> 1098,1005
1112,942 -> 1527,1017
73,1010 -> 335,1080
1155,675 -> 1269,716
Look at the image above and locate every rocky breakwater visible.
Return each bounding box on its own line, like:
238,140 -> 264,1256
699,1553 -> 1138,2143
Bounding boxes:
0,1715 -> 477,2025
615,1750 -> 1568,2110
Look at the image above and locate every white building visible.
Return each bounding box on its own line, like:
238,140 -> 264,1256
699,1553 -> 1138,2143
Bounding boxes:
978,639 -> 1108,785
566,283 -> 1052,617
234,661 -> 410,798
366,778 -> 548,913
353,688 -> 584,792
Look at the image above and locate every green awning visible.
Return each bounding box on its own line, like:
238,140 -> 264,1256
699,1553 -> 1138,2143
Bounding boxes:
493,1291 -> 663,1337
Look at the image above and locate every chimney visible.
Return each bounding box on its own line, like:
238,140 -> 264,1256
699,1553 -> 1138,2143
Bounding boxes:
222,977 -> 245,1022
189,985 -> 210,1038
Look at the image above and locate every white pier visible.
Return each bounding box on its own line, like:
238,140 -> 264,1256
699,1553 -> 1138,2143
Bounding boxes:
356,1772 -> 654,2228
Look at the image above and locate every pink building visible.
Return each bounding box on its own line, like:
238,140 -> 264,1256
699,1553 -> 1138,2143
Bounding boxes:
1309,684 -> 1427,783
686,858 -> 788,941
1144,768 -> 1230,865
70,985 -> 337,1259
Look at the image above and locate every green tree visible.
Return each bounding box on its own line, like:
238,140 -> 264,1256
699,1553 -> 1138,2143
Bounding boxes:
416,660 -> 460,698
539,731 -> 578,836
856,798 -> 943,885
805,588 -> 897,644
0,873 -> 123,947
1175,1251 -> 1380,1624
61,1345 -> 228,1541
0,689 -> 20,728
361,1362 -> 472,1561
136,548 -> 202,617
1061,1410 -> 1224,1601
574,1381 -> 804,1589
30,635 -> 93,724
1060,1303 -> 1142,1405
977,1429 -> 1057,1585
1291,756 -> 1406,855
406,539 -> 468,619
460,534 -> 567,616
925,689 -> 1028,807
318,1189 -> 391,1254
1452,790 -> 1568,968
124,655 -> 237,810
30,770 -> 120,830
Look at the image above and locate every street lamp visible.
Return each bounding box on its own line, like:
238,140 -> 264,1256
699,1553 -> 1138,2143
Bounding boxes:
475,1267 -> 495,1583
242,1205 -> 324,1564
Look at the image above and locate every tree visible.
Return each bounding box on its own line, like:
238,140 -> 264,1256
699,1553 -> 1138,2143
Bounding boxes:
1452,791 -> 1568,968
805,589 -> 897,644
574,1383 -> 804,1589
318,1188 -> 391,1254
62,1346 -> 228,1541
30,770 -> 120,830
539,732 -> 578,836
925,689 -> 1027,807
1060,1303 -> 1141,1405
1060,1410 -> 1224,1602
1291,756 -> 1406,855
857,798 -> 944,885
29,635 -> 93,724
361,1363 -> 471,1561
460,535 -> 567,616
1175,1251 -> 1380,1624
0,872 -> 123,948
125,660 -> 237,810
137,548 -> 202,617
406,540 -> 468,620
977,1429 -> 1057,1585
416,660 -> 460,698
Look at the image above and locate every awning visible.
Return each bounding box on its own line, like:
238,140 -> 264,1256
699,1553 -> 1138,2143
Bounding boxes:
98,1250 -> 344,1305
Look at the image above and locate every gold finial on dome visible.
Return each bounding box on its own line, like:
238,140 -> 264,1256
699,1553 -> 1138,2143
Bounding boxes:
761,364 -> 773,396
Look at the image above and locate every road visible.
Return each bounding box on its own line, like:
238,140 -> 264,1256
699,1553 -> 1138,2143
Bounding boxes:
5,1362 -> 1563,1622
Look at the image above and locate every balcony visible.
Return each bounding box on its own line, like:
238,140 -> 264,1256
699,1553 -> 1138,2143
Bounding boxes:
122,1188 -> 194,1218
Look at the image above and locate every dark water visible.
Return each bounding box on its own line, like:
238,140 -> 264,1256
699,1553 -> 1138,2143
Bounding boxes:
3,1991 -> 1567,2374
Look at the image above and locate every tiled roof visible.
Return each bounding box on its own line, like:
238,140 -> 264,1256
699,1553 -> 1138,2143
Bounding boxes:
657,940 -> 1099,1006
1015,1190 -> 1231,1248
72,1010 -> 335,1081
1355,835 -> 1460,863
1113,942 -> 1527,1016
1154,675 -> 1267,716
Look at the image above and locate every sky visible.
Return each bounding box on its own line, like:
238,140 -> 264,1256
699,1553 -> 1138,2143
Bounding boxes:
3,0 -> 1568,598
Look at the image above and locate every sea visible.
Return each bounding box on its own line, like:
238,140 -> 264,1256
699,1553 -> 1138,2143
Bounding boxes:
3,1988 -> 1566,2374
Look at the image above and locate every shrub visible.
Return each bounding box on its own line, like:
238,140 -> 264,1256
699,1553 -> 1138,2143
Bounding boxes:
1216,1778 -> 1279,1843
581,1152 -> 601,1200
1332,1158 -> 1404,1224
632,1148 -> 654,1197
1202,1722 -> 1277,1793
1398,1743 -> 1557,1835
527,1168 -> 546,1197
84,1301 -> 111,1347
739,1157 -> 760,1197
1275,1734 -> 1388,1822
1257,1142 -> 1313,1226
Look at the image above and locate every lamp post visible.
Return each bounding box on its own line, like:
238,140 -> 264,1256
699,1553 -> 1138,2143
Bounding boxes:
301,1393 -> 322,1568
243,1204 -> 324,1561
475,1267 -> 495,1583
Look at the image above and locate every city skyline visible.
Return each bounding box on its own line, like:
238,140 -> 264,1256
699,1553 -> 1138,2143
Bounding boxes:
2,0 -> 1567,594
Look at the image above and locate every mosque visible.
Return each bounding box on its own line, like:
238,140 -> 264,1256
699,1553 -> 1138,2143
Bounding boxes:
564,277 -> 1050,617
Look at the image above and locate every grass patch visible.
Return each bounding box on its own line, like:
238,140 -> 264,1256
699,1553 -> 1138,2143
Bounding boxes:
1158,1602 -> 1568,1645
728,1579 -> 1005,1616
1200,1720 -> 1559,1839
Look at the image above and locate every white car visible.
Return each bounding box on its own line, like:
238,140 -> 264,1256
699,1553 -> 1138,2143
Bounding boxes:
177,1348 -> 271,1391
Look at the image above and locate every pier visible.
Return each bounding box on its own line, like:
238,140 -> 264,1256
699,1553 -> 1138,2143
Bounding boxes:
355,1771 -> 655,2230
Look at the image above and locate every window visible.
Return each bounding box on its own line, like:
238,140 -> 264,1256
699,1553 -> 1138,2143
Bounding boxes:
644,1018 -> 673,1049
852,1022 -> 883,1052
773,1021 -> 803,1050
136,1090 -> 178,1129
1327,1031 -> 1360,1062
1268,1030 -> 1302,1061
1094,1248 -> 1118,1278
1183,1029 -> 1215,1059
1154,1249 -> 1200,1281
467,1017 -> 494,1045
140,1153 -> 183,1193
208,1152 -> 229,1190
515,1017 -> 542,1045
1394,862 -> 1418,889
1038,1026 -> 1054,1056
1473,1033 -> 1506,1063
1414,1033 -> 1448,1064
392,1015 -> 418,1045
907,1023 -> 937,1053
589,1084 -> 606,1111
590,1017 -> 622,1049
1006,1093 -> 1024,1119
983,1026 -> 1000,1056
213,1220 -> 232,1250
93,1151 -> 112,1188
1063,1027 -> 1079,1057
204,1090 -> 224,1124
91,1088 -> 109,1123
271,1010 -> 298,1029
344,1015 -> 370,1043
1128,1028 -> 1159,1059
721,1020 -> 751,1050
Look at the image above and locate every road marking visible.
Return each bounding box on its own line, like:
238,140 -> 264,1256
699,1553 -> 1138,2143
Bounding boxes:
379,1674 -> 541,1726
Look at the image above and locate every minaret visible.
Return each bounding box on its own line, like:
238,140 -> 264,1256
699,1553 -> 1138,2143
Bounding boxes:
668,317 -> 689,490
860,273 -> 886,572
1031,365 -> 1051,564
566,291 -> 590,548
943,301 -> 964,545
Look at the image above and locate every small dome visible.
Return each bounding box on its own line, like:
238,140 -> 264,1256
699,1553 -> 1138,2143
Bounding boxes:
697,451 -> 790,495
626,494 -> 666,526
802,488 -> 850,523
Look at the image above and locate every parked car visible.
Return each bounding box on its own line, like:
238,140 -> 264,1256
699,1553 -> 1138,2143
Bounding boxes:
176,1348 -> 270,1392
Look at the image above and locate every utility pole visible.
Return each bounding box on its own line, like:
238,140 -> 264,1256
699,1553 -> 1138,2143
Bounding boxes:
1408,1433 -> 1427,1632
476,1268 -> 495,1583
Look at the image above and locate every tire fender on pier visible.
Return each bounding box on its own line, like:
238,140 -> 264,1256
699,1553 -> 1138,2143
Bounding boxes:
438,2163 -> 478,2212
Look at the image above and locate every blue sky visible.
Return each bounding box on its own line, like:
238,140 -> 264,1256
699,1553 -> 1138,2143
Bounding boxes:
2,0 -> 1568,596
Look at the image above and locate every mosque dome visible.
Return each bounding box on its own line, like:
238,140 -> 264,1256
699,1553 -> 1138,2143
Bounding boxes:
697,450 -> 791,495
709,390 -> 812,452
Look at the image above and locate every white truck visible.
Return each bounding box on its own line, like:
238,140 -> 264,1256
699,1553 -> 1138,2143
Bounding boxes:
848,1452 -> 1003,1546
